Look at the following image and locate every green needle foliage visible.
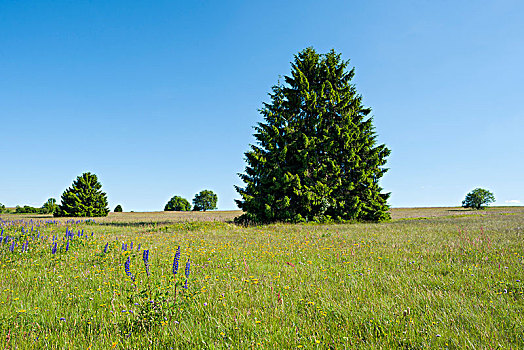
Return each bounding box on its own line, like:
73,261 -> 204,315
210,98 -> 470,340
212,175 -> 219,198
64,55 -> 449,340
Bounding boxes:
235,47 -> 391,224
192,190 -> 218,211
55,172 -> 109,217
462,188 -> 495,210
164,196 -> 191,211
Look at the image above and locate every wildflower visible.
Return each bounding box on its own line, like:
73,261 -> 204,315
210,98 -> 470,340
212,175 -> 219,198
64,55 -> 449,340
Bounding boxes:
104,243 -> 109,254
183,259 -> 190,289
130,242 -> 133,250
66,240 -> 70,252
143,250 -> 150,276
60,317 -> 66,321
9,240 -> 15,252
137,243 -> 141,251
185,258 -> 190,278
173,246 -> 181,277
52,242 -> 57,255
124,257 -> 135,281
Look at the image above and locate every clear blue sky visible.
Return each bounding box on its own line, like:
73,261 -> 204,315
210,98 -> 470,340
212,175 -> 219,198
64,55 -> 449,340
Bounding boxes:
1,0 -> 522,211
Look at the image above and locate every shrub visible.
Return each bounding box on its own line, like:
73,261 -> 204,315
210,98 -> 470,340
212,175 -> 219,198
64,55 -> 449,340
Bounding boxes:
42,198 -> 58,214
15,205 -> 43,214
164,196 -> 191,211
114,205 -> 123,212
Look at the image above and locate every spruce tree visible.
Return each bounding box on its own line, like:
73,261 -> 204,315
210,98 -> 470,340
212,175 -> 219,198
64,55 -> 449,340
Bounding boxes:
55,172 -> 110,217
235,48 -> 391,224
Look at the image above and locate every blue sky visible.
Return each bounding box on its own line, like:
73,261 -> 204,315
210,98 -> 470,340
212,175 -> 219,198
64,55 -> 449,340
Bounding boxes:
1,0 -> 522,211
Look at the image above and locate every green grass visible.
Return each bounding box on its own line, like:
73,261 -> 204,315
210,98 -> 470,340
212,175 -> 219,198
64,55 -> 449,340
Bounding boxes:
1,207 -> 523,349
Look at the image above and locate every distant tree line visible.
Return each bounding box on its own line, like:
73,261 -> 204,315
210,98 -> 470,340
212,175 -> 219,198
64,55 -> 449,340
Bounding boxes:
0,198 -> 59,215
0,173 -> 219,217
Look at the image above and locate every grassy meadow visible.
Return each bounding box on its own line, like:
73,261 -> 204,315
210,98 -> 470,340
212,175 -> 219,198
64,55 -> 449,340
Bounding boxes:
0,207 -> 523,349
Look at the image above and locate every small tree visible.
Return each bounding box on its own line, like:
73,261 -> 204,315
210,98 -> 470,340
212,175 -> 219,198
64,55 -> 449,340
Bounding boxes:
462,188 -> 495,210
42,198 -> 58,214
0,203 -> 6,213
164,196 -> 191,211
192,190 -> 218,211
114,204 -> 123,212
55,172 -> 109,217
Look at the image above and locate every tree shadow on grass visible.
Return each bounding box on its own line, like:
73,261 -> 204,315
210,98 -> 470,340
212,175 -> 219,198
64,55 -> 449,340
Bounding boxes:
447,209 -> 476,212
97,221 -> 175,227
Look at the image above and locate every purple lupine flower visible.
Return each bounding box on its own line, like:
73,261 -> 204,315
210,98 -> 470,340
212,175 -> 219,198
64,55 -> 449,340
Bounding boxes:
9,240 -> 15,252
137,243 -> 141,251
185,258 -> 190,278
121,243 -> 125,251
104,243 -> 109,253
124,256 -> 135,281
183,259 -> 190,289
52,242 -> 57,254
173,246 -> 181,277
130,242 -> 133,250
65,240 -> 70,252
143,250 -> 150,276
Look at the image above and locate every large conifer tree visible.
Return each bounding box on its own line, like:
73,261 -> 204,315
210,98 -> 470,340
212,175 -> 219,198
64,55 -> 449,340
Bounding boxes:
55,172 -> 109,217
235,48 -> 391,224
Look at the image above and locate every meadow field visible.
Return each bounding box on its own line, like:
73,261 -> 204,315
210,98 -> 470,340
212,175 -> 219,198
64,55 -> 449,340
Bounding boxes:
0,207 -> 523,349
